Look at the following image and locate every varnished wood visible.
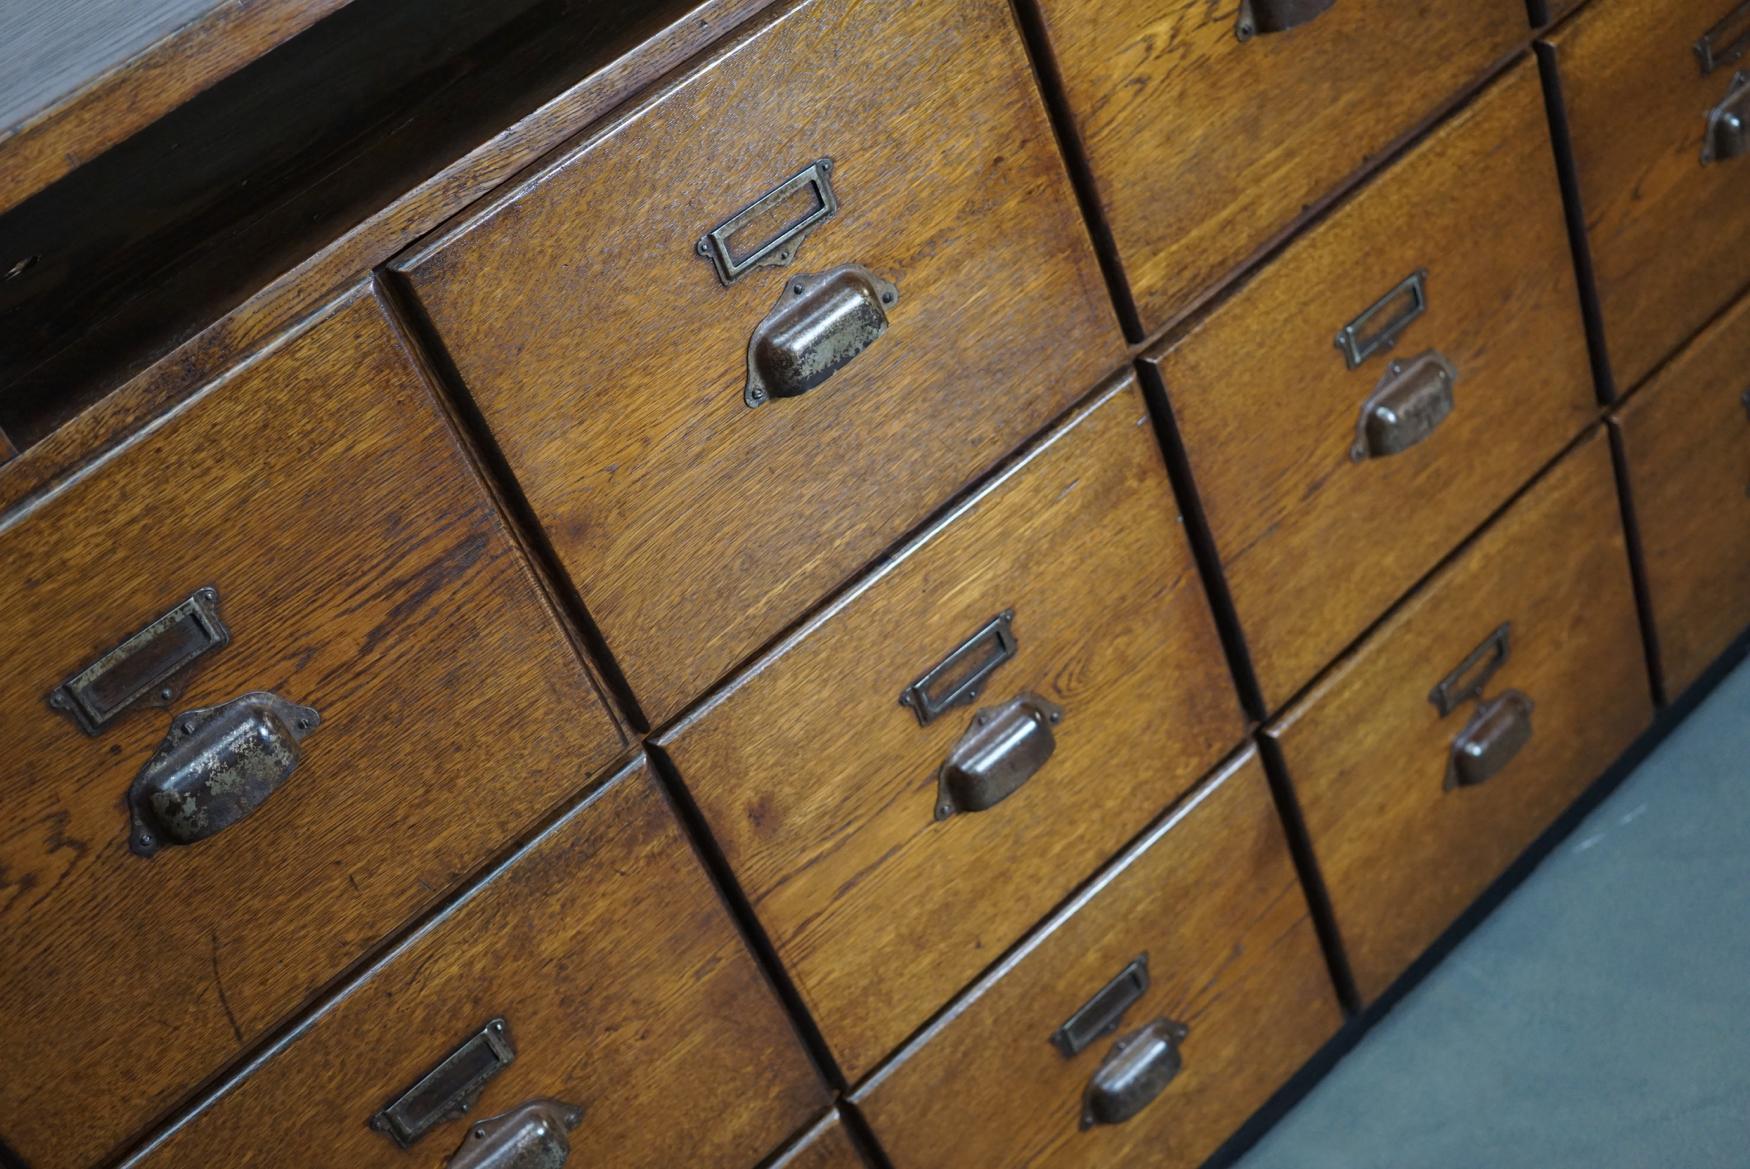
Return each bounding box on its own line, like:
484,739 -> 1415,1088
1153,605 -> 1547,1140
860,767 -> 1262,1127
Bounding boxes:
660,378 -> 1244,1078
123,758 -> 828,1169
1269,432 -> 1652,1003
770,1111 -> 870,1169
0,0 -> 352,218
0,0 -> 775,518
1615,288 -> 1750,698
1550,0 -> 1750,392
1150,59 -> 1597,711
398,0 -> 1123,724
853,751 -> 1341,1169
1033,0 -> 1527,337
0,288 -> 626,1169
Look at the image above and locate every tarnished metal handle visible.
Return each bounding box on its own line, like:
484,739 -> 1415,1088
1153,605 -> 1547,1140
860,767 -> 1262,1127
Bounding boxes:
1446,690 -> 1534,790
126,691 -> 320,857
1350,349 -> 1458,462
444,1100 -> 584,1169
1236,0 -> 1334,41
1703,71 -> 1750,164
1081,1018 -> 1189,1130
744,263 -> 898,407
934,692 -> 1063,821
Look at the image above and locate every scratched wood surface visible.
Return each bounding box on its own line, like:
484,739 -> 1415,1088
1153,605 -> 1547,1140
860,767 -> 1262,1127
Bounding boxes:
1615,287 -> 1750,697
0,288 -> 625,1169
854,751 -> 1341,1169
660,379 -> 1244,1080
123,759 -> 827,1169
1549,0 -> 1750,392
398,0 -> 1122,725
1033,0 -> 1526,337
1270,432 -> 1653,1003
1151,60 -> 1597,712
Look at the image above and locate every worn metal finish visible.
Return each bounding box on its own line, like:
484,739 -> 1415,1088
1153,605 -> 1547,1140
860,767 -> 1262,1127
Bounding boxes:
1051,956 -> 1149,1058
899,609 -> 1017,726
1349,349 -> 1458,462
1696,2 -> 1750,74
126,690 -> 320,857
1235,0 -> 1335,41
934,692 -> 1063,821
743,263 -> 898,407
1334,269 -> 1428,369
371,1018 -> 517,1148
697,158 -> 838,285
1429,623 -> 1511,718
48,586 -> 229,734
1080,1018 -> 1189,1130
1446,690 -> 1535,789
443,1099 -> 585,1169
1702,71 -> 1749,164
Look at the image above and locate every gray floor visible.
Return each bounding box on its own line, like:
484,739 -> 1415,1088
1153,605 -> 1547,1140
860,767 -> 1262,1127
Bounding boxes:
1238,659 -> 1750,1168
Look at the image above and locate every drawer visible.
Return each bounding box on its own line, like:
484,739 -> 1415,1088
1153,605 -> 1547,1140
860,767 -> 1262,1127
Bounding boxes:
1149,59 -> 1596,711
1269,431 -> 1651,1003
121,758 -> 827,1169
1549,0 -> 1750,391
852,750 -> 1341,1169
1615,287 -> 1750,697
659,377 -> 1245,1079
771,1112 -> 870,1169
1033,0 -> 1525,335
395,0 -> 1122,724
0,289 -> 625,1169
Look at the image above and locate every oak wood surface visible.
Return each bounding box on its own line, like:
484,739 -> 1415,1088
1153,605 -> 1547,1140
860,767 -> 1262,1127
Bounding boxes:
1269,432 -> 1652,1003
1150,59 -> 1597,712
660,378 -> 1245,1079
1551,0 -> 1750,392
122,758 -> 827,1169
1615,287 -> 1750,697
853,751 -> 1342,1169
771,1111 -> 870,1169
0,0 -> 775,520
398,0 -> 1123,724
0,288 -> 625,1169
0,0 -> 353,217
1033,0 -> 1527,337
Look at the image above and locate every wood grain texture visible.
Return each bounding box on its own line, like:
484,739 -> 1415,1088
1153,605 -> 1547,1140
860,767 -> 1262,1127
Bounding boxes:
660,379 -> 1245,1079
0,0 -> 353,218
1615,288 -> 1750,697
853,751 -> 1341,1169
1150,59 -> 1597,712
0,0 -> 775,520
398,0 -> 1123,724
0,288 -> 625,1169
1551,0 -> 1750,392
1269,432 -> 1652,1004
122,758 -> 827,1169
770,1111 -> 870,1169
1033,0 -> 1526,336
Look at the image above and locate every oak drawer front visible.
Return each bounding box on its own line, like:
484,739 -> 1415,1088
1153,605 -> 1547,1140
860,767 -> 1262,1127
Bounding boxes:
1616,287 -> 1750,697
1269,432 -> 1651,1004
659,378 -> 1244,1080
0,289 -> 624,1169
1551,0 -> 1750,391
771,1112 -> 870,1169
1034,0 -> 1525,335
1152,60 -> 1595,711
396,0 -> 1122,724
123,759 -> 827,1169
853,751 -> 1341,1169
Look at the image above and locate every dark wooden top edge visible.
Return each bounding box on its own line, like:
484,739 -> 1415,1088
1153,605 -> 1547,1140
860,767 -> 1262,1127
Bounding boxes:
0,0 -> 355,218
